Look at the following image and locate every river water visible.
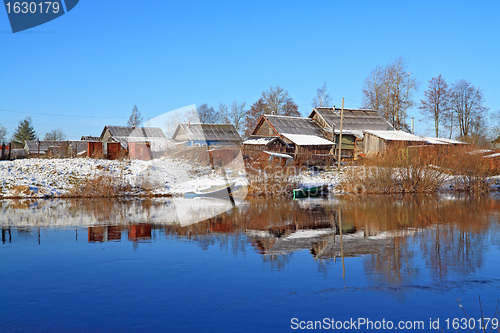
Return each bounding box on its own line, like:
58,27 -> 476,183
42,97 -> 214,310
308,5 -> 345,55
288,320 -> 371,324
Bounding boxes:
1,195 -> 499,332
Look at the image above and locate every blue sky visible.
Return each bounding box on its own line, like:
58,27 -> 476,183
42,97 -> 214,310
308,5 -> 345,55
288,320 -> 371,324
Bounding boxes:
1,0 -> 499,139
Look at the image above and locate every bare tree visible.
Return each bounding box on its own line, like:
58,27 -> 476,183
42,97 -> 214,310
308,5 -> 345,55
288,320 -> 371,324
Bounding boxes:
0,125 -> 7,143
449,79 -> 488,140
312,82 -> 333,108
244,87 -> 300,136
218,103 -> 229,123
419,75 -> 450,137
128,105 -> 143,127
261,86 -> 300,116
244,98 -> 266,137
362,57 -> 418,130
44,128 -> 66,141
197,104 -> 219,123
229,101 -> 246,133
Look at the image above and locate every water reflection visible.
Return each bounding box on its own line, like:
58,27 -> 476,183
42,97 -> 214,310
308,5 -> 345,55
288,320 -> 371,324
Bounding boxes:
1,195 -> 499,285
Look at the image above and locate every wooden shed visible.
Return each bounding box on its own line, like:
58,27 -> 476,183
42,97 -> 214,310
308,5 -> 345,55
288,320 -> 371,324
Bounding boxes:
242,136 -> 290,159
100,125 -> 174,159
363,130 -> 427,155
249,114 -> 335,166
172,123 -> 243,148
308,107 -> 394,159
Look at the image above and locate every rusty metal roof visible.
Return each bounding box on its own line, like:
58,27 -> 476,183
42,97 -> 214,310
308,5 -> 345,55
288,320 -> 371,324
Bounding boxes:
310,107 -> 394,131
173,123 -> 243,142
263,115 -> 326,137
101,126 -> 166,139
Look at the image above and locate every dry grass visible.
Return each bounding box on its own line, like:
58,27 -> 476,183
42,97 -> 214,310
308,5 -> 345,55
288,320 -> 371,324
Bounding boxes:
342,144 -> 497,194
342,145 -> 449,194
66,174 -> 130,198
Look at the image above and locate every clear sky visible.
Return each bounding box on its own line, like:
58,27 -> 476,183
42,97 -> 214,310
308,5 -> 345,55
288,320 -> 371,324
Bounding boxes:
1,0 -> 499,140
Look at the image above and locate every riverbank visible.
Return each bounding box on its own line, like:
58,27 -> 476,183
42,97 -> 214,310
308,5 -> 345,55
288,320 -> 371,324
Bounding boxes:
0,157 -> 246,199
0,157 -> 498,199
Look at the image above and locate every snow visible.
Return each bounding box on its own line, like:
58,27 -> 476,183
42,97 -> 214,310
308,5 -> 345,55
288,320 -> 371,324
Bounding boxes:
423,137 -> 465,145
281,133 -> 334,146
0,157 -> 248,199
263,151 -> 293,159
243,137 -> 277,145
335,129 -> 364,139
284,228 -> 333,239
364,130 -> 426,142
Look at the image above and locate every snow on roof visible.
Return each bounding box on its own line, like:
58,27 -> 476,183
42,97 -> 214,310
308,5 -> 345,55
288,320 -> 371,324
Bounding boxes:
334,129 -> 364,139
263,151 -> 293,159
423,137 -> 465,145
243,136 -> 285,145
468,149 -> 495,155
281,133 -> 334,146
363,130 -> 426,142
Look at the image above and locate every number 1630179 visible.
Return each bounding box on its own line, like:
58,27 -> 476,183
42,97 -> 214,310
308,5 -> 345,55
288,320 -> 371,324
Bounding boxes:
5,2 -> 61,14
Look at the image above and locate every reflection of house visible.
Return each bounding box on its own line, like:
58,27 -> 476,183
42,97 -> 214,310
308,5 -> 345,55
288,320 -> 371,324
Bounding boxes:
172,123 -> 243,148
308,107 -> 394,159
88,226 -> 122,242
249,114 -> 334,166
128,224 -> 152,241
363,130 -> 426,155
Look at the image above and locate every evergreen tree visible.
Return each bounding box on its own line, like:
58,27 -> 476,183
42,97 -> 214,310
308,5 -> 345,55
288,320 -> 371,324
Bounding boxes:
12,117 -> 37,147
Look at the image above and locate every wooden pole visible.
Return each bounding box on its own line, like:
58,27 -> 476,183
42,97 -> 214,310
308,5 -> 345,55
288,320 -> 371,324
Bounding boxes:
337,98 -> 344,170
339,208 -> 345,279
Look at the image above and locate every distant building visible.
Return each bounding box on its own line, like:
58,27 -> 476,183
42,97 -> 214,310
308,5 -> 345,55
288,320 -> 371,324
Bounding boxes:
80,136 -> 100,141
99,125 -> 175,159
172,123 -> 243,148
308,107 -> 394,159
24,140 -> 89,157
493,136 -> 500,150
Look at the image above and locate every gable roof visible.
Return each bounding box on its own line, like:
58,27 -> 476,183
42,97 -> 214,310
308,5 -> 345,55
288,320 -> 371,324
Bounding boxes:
100,126 -> 172,151
101,126 -> 166,139
309,107 -> 394,132
172,123 -> 243,142
257,114 -> 326,137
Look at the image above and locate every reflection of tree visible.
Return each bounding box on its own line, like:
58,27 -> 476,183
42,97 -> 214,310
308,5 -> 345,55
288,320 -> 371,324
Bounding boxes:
418,226 -> 488,279
262,253 -> 292,271
365,238 -> 417,286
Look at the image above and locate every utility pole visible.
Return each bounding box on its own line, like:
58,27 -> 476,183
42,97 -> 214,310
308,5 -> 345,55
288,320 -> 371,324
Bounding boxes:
337,98 -> 344,170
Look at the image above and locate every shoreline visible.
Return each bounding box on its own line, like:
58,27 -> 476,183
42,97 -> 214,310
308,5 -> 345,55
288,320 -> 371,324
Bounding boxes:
0,157 -> 499,199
